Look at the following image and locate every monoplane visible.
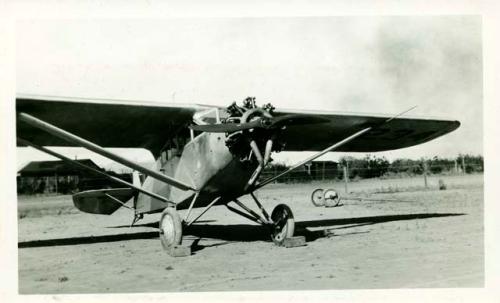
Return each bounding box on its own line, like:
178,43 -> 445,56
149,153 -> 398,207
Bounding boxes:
16,95 -> 460,255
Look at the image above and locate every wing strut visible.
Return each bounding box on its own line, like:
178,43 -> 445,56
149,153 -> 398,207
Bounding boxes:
254,126 -> 373,190
17,137 -> 174,205
18,112 -> 197,192
253,106 -> 417,190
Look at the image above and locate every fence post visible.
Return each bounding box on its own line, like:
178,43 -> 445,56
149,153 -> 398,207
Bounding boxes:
322,161 -> 325,181
343,163 -> 349,193
423,160 -> 428,188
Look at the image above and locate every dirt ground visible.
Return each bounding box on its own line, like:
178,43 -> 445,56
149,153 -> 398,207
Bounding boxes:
17,174 -> 484,294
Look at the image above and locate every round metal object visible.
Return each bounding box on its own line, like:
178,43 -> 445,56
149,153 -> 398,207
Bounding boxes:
311,188 -> 325,207
159,207 -> 182,250
323,188 -> 341,207
270,204 -> 295,245
240,108 -> 273,124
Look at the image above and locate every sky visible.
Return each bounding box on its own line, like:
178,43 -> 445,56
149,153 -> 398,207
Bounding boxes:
15,16 -> 483,171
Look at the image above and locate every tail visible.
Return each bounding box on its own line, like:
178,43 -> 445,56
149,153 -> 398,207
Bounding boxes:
72,188 -> 136,215
72,171 -> 141,215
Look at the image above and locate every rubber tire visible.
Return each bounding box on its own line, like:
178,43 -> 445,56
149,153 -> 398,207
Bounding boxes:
323,188 -> 341,207
159,207 -> 183,250
270,204 -> 295,246
311,188 -> 325,207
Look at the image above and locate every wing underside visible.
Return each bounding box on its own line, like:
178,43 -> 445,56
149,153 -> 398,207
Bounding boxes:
16,95 -> 213,157
272,109 -> 460,152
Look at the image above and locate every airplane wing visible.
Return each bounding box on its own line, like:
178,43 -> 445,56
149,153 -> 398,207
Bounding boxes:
272,108 -> 460,152
17,95 -> 460,155
16,95 -> 215,157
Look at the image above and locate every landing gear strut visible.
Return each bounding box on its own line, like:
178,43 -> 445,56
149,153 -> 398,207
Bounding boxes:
226,194 -> 297,246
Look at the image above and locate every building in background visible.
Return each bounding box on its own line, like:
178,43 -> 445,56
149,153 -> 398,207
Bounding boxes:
17,159 -> 132,195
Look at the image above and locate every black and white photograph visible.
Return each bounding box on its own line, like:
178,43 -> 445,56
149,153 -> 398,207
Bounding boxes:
1,1 -> 499,302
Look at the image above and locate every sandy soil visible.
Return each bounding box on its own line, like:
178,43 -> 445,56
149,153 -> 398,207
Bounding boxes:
17,174 -> 483,294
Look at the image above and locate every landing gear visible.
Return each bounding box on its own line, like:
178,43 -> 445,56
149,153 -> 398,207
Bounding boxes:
270,204 -> 295,245
159,207 -> 183,250
225,194 -> 298,246
174,192 -> 301,250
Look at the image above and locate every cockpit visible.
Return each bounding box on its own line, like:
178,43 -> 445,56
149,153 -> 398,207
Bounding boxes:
157,107 -> 226,168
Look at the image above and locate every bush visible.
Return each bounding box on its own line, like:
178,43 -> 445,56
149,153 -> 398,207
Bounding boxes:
259,154 -> 483,184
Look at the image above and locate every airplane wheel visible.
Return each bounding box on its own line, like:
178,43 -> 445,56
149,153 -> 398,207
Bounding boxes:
311,188 -> 325,207
159,207 -> 182,250
270,204 -> 295,246
324,188 -> 341,207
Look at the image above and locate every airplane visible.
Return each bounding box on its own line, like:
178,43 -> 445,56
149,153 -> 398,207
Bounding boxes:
16,95 -> 460,255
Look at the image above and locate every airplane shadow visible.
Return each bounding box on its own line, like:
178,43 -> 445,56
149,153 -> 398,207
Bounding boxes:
18,231 -> 159,248
105,220 -> 216,229
18,212 -> 463,249
185,212 -> 464,243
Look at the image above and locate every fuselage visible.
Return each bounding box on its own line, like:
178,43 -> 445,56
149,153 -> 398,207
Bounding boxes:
135,132 -> 257,214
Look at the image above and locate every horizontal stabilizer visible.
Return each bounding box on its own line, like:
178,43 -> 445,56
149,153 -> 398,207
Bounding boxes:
72,188 -> 136,215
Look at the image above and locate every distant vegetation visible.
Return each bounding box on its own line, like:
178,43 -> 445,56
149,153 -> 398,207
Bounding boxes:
341,154 -> 483,179
261,154 -> 483,183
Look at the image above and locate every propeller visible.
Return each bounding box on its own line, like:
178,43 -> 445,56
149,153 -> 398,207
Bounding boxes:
190,114 -> 328,133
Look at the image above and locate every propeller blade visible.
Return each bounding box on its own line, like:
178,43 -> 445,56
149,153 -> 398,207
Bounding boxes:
190,114 -> 328,133
190,119 -> 262,133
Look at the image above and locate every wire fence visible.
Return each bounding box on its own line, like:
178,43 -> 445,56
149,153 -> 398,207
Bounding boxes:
259,163 -> 484,185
